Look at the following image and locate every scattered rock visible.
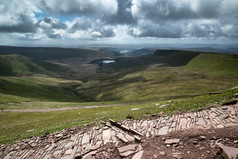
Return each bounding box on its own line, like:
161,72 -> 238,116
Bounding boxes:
217,143 -> 238,159
218,114 -> 229,120
158,126 -> 169,136
199,136 -> 206,140
132,150 -> 144,159
118,144 -> 137,153
82,151 -> 97,159
172,152 -> 182,159
159,151 -> 165,156
233,140 -> 238,144
118,144 -> 139,157
164,139 -> 180,145
131,108 -> 141,111
233,93 -> 238,98
159,104 -> 170,108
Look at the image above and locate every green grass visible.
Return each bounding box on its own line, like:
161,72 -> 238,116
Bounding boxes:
0,54 -> 47,76
0,49 -> 238,144
183,54 -> 238,76
0,100 -> 127,110
76,52 -> 238,101
0,76 -> 82,102
0,87 -> 237,144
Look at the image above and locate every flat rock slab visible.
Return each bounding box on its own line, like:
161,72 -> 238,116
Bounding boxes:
81,134 -> 90,145
217,143 -> 238,159
118,144 -> 138,154
158,126 -> 169,135
172,152 -> 183,159
120,150 -> 136,157
197,118 -> 206,126
165,139 -> 180,145
218,114 -> 229,120
102,129 -> 111,144
132,150 -> 144,159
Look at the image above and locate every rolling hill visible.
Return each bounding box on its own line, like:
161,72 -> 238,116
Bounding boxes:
0,48 -> 237,103
75,50 -> 238,101
0,46 -> 119,60
0,54 -> 48,76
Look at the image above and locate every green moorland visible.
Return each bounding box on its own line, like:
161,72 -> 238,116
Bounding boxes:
0,54 -> 47,76
0,87 -> 237,144
0,49 -> 238,144
76,50 -> 238,101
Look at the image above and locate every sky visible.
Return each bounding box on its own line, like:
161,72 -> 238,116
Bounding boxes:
0,0 -> 238,46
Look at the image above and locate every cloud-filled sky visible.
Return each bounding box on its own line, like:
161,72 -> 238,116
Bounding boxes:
0,0 -> 238,46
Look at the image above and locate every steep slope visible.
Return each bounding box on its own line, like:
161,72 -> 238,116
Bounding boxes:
76,50 -> 238,101
0,54 -> 47,76
183,53 -> 238,76
0,54 -> 81,102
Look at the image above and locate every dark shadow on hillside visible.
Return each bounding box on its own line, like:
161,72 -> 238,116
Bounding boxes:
0,46 -> 119,60
152,49 -> 200,66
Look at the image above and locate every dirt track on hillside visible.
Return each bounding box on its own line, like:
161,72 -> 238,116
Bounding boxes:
1,104 -> 123,112
1,99 -> 161,112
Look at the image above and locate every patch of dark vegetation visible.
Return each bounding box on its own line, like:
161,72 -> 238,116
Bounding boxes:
152,49 -> 200,66
222,99 -> 238,105
0,46 -> 118,60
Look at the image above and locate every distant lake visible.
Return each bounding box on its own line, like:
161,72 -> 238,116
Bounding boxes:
103,60 -> 115,64
120,50 -> 128,53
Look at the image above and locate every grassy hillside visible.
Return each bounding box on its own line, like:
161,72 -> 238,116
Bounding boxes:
1,87 -> 237,144
0,46 -> 119,60
184,53 -> 238,76
0,54 -> 47,76
0,76 -> 82,102
76,50 -> 238,101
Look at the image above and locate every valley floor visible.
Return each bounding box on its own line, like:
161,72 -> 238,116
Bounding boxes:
1,100 -> 238,159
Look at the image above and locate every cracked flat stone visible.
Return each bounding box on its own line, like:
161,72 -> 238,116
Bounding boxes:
158,126 -> 169,135
102,129 -> 111,144
132,150 -> 144,159
218,114 -> 229,120
81,134 -> 89,145
118,144 -> 138,154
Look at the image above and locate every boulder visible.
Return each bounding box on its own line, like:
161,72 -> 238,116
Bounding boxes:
164,139 -> 180,145
217,143 -> 238,159
234,93 -> 238,98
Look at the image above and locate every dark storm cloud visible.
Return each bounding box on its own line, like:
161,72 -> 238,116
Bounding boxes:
41,0 -> 118,17
47,33 -> 61,39
68,18 -> 92,33
130,0 -> 238,38
0,14 -> 36,33
36,17 -> 67,30
105,0 -> 136,24
0,0 -> 38,33
131,0 -> 197,21
0,0 -> 238,43
196,0 -> 221,18
95,28 -> 115,37
130,20 -> 183,38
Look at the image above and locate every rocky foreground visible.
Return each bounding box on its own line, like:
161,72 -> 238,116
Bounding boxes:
1,101 -> 238,159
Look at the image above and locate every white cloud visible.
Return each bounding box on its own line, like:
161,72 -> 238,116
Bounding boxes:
0,0 -> 238,45
42,0 -> 118,17
0,0 -> 41,32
